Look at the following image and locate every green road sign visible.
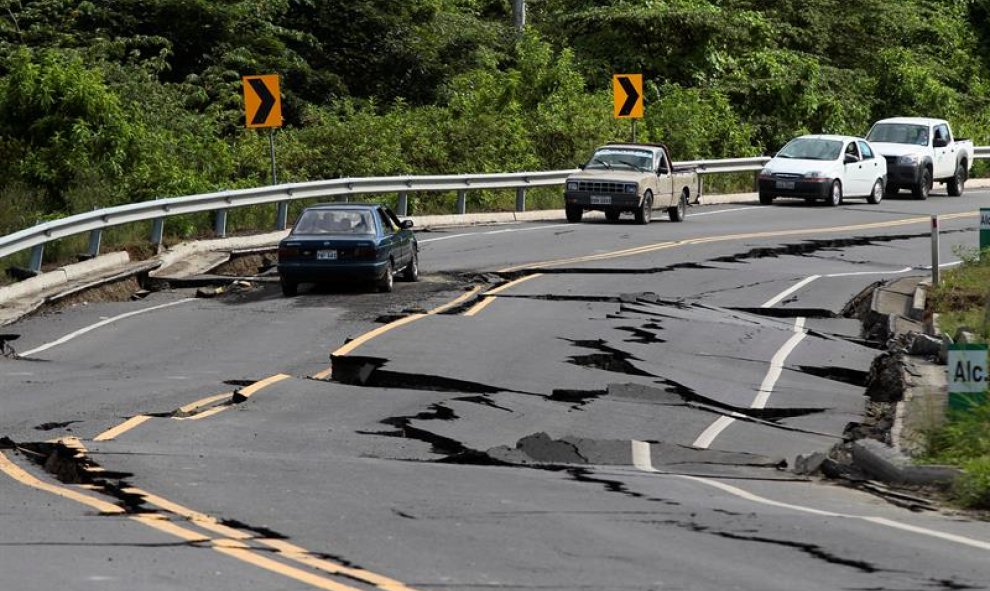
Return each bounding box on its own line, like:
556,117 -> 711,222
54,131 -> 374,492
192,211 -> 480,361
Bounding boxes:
948,343 -> 988,411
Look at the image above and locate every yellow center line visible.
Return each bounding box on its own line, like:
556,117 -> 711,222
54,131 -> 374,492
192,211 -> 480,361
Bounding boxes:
132,513 -> 363,591
94,415 -> 153,442
131,486 -> 419,589
463,296 -> 498,317
426,285 -> 484,314
179,406 -> 231,421
0,450 -> 124,514
498,210 -> 979,273
483,273 -> 544,296
3,450 -> 412,590
236,373 -> 292,398
178,392 -> 234,415
331,313 -> 427,358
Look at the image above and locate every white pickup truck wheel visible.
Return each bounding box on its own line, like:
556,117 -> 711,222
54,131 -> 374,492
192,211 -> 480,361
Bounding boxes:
668,191 -> 687,222
912,168 -> 931,200
634,191 -> 653,225
947,161 -> 967,197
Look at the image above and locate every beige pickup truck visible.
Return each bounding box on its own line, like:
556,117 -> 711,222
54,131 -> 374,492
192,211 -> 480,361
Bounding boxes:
563,143 -> 700,224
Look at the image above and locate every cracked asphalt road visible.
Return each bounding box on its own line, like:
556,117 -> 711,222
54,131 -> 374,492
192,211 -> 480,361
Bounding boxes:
2,193 -> 989,590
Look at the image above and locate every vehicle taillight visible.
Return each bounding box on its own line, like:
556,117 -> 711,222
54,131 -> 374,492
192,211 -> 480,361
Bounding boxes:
353,246 -> 377,259
278,246 -> 300,259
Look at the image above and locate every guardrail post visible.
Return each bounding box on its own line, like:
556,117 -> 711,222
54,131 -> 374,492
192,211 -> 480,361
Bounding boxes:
214,210 -> 228,238
397,192 -> 409,216
275,203 -> 289,231
515,188 -> 526,212
28,244 -> 44,273
457,190 -> 467,215
151,218 -> 165,249
87,229 -> 102,258
697,176 -> 704,205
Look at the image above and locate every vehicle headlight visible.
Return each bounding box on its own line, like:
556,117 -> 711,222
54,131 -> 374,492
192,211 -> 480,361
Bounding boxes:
897,154 -> 921,166
625,184 -> 637,193
759,168 -> 773,179
567,181 -> 578,191
803,171 -> 824,178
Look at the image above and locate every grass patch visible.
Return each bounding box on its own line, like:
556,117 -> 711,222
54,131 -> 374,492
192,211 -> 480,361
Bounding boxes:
929,247 -> 990,343
923,249 -> 990,508
921,401 -> 990,509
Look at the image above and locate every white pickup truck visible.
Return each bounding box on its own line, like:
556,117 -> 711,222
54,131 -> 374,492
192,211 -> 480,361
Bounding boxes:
563,143 -> 700,224
865,117 -> 973,199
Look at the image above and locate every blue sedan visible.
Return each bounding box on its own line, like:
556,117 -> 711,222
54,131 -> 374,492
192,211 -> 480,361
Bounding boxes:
276,204 -> 418,296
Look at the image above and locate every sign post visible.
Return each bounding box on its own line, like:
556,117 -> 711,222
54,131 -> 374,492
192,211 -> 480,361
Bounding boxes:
242,74 -> 285,228
613,74 -> 643,142
980,208 -> 990,253
947,344 -> 988,411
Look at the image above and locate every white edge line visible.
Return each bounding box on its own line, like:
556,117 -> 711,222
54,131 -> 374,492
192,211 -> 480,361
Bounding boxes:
689,206 -> 764,217
21,298 -> 196,357
631,441 -> 990,551
760,275 -> 821,308
418,224 -> 563,244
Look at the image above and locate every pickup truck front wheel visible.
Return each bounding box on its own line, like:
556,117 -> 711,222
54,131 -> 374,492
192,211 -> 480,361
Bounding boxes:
947,161 -> 967,197
668,191 -> 687,222
634,191 -> 653,225
565,205 -> 583,223
912,168 -> 931,200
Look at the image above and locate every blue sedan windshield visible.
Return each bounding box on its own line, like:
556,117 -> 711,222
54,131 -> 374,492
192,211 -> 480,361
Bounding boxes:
293,210 -> 376,235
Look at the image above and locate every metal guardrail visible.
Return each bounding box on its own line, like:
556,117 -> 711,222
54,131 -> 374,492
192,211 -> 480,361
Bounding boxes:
0,150 -> 985,271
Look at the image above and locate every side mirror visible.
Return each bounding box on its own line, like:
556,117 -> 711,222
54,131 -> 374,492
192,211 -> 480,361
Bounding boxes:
933,137 -> 948,148
844,153 -> 859,164
578,163 -> 586,170
400,220 -> 414,229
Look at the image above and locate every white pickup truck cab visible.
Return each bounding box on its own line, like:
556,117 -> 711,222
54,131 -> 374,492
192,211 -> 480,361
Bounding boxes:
865,117 -> 973,199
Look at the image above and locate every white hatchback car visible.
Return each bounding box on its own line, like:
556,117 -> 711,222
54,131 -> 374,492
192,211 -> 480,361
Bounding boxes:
758,135 -> 887,206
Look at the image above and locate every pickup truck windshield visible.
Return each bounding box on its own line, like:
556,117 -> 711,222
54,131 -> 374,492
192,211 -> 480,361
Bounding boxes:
586,149 -> 653,172
776,138 -> 842,161
866,123 -> 929,146
293,210 -> 376,235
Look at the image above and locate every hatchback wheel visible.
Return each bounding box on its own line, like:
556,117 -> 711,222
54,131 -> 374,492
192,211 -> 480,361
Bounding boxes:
280,279 -> 298,297
867,179 -> 883,205
825,180 -> 842,207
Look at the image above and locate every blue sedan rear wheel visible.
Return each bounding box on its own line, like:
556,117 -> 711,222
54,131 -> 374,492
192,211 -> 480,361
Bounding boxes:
378,260 -> 394,293
403,249 -> 419,282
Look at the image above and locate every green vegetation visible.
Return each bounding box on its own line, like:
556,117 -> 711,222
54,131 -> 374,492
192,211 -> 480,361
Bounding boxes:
4,0 -> 990,254
929,248 -> 990,343
925,250 -> 990,508
923,402 -> 990,509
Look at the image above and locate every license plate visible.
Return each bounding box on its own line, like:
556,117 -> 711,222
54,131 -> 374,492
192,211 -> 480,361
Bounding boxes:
317,249 -> 337,260
775,181 -> 795,190
590,195 -> 611,205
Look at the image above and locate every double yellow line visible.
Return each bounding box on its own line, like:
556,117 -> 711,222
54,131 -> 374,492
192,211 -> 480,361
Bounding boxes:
0,439 -> 418,591
94,374 -> 292,442
498,211 -> 976,273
